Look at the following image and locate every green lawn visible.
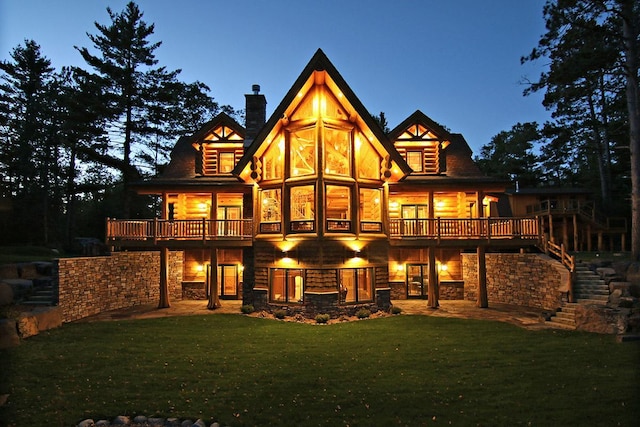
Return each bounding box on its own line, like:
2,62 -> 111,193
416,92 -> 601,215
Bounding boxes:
1,315 -> 638,426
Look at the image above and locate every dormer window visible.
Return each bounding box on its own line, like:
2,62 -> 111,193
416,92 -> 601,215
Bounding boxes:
195,124 -> 244,176
406,151 -> 423,172
219,152 -> 235,173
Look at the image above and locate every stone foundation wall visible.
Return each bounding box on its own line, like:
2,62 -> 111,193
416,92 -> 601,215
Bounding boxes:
57,251 -> 183,322
462,253 -> 565,310
440,281 -> 464,299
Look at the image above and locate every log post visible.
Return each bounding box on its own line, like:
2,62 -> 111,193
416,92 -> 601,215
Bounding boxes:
208,249 -> 221,309
428,248 -> 438,309
158,247 -> 170,308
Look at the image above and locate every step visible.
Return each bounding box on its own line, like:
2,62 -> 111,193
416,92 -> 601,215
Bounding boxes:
555,311 -> 575,321
546,318 -> 576,329
559,305 -> 577,314
574,278 -> 606,285
576,297 -> 608,305
22,300 -> 54,306
573,288 -> 609,296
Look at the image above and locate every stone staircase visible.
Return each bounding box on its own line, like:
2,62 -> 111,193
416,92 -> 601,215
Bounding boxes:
546,263 -> 609,330
22,278 -> 57,306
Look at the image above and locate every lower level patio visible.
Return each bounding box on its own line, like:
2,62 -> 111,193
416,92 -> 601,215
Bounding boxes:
75,299 -> 555,330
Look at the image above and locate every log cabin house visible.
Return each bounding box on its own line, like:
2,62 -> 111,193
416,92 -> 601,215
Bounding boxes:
106,49 -> 543,315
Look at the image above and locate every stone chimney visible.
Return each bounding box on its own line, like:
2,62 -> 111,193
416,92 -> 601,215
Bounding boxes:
244,84 -> 267,148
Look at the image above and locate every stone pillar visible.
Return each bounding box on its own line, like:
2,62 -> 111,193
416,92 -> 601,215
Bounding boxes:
208,249 -> 221,309
476,246 -> 488,308
158,247 -> 170,308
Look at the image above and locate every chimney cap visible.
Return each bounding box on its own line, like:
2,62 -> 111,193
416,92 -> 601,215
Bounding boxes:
252,84 -> 260,95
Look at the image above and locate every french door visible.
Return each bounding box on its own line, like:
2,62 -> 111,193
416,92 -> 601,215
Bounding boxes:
407,264 -> 429,298
217,264 -> 238,299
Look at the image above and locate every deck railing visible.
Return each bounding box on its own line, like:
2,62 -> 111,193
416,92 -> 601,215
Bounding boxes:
106,218 -> 253,242
107,217 -> 539,243
527,199 -> 627,232
389,217 -> 540,241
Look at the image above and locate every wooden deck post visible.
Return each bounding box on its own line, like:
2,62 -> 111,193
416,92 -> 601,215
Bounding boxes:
158,247 -> 170,309
476,246 -> 488,308
573,214 -> 579,251
428,248 -> 438,309
208,249 -> 221,309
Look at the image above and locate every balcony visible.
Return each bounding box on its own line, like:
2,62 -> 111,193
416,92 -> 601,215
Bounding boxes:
389,217 -> 540,247
106,218 -> 253,247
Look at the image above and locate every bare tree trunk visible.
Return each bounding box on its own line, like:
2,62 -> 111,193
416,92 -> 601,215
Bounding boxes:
620,0 -> 640,259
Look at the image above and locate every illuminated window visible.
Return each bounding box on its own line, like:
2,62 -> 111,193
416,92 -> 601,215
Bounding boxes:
326,185 -> 351,232
262,137 -> 283,180
339,268 -> 373,303
290,185 -> 315,232
359,188 -> 382,232
260,189 -> 281,233
324,127 -> 350,176
406,151 -> 423,172
357,136 -> 380,179
290,128 -> 316,177
270,268 -> 304,303
219,152 -> 235,173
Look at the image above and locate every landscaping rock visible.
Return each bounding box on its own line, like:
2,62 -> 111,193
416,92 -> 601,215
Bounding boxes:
1,279 -> 32,300
17,313 -> 39,338
33,306 -> 62,331
575,304 -> 629,334
17,263 -> 39,279
0,282 -> 13,305
0,264 -> 19,280
77,419 -> 94,427
624,262 -> 640,286
112,415 -> 130,425
0,319 -> 20,348
96,420 -> 110,426
132,415 -> 148,424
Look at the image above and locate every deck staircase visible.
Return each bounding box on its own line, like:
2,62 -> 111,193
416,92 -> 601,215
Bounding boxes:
546,263 -> 609,330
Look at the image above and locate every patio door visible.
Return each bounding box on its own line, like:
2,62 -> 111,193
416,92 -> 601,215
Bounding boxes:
402,205 -> 429,235
407,264 -> 428,298
217,206 -> 242,236
217,264 -> 238,299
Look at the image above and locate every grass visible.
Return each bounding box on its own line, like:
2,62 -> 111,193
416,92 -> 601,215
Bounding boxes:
1,315 -> 639,427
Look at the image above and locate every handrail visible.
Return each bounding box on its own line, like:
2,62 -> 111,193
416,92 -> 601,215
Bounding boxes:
388,217 -> 539,240
543,238 -> 575,303
527,199 -> 627,232
545,240 -> 575,272
106,218 -> 253,241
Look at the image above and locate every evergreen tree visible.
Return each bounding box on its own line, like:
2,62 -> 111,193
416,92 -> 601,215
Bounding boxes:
0,40 -> 58,244
75,1 -> 177,216
476,122 -> 542,188
523,0 -> 640,258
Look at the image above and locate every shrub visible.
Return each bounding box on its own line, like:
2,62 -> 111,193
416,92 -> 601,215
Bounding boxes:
315,313 -> 330,324
391,306 -> 402,315
273,309 -> 287,319
240,304 -> 255,314
356,308 -> 371,319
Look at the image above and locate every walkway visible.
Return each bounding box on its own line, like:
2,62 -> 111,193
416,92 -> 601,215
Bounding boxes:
79,299 -> 557,330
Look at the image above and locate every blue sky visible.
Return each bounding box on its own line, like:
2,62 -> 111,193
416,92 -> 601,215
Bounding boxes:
0,0 -> 550,154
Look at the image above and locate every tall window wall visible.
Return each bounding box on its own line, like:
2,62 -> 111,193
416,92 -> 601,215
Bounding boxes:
257,84 -> 384,236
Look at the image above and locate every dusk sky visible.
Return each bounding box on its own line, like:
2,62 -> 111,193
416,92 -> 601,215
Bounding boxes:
1,0 -> 550,154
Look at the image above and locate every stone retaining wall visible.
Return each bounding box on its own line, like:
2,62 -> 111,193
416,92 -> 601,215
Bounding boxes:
462,253 -> 567,310
57,251 -> 183,322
